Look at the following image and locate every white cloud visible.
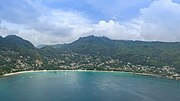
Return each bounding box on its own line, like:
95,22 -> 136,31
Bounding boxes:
1,0 -> 180,45
30,9 -> 91,35
0,0 -> 93,45
86,0 -> 154,20
85,20 -> 143,40
136,0 -> 180,41
27,9 -> 92,45
89,0 -> 180,42
0,21 -> 19,36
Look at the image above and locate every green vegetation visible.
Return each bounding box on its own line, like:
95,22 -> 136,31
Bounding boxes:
0,35 -> 42,74
0,35 -> 180,80
60,35 -> 180,70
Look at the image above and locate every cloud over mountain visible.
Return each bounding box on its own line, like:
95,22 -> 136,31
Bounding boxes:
0,0 -> 180,45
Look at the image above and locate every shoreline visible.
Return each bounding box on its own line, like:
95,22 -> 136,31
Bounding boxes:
2,70 -> 163,78
2,70 -> 118,76
3,70 -> 180,80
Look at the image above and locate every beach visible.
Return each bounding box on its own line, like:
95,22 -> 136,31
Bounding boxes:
2,70 -> 162,79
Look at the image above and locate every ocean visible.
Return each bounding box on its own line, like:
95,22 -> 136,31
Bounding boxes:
0,71 -> 180,101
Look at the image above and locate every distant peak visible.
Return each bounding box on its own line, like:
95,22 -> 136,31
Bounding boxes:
100,36 -> 110,40
5,35 -> 24,40
89,35 -> 95,37
77,35 -> 112,42
80,35 -> 109,39
79,35 -> 95,39
6,35 -> 20,38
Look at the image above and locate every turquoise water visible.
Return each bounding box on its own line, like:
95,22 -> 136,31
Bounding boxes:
0,71 -> 180,101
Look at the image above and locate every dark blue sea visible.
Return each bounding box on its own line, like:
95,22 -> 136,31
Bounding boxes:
0,71 -> 180,101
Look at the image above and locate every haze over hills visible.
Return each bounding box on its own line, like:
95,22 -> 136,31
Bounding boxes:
0,35 -> 180,79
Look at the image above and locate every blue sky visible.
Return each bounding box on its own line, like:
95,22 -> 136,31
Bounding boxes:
0,0 -> 180,45
40,0 -> 154,21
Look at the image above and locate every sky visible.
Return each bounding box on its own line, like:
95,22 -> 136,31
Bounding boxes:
0,0 -> 180,45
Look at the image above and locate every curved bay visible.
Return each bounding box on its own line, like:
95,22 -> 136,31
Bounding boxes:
0,71 -> 180,101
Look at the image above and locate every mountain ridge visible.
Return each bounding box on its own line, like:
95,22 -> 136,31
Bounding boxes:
0,35 -> 35,50
38,35 -> 180,49
1,35 -> 180,78
36,35 -> 180,70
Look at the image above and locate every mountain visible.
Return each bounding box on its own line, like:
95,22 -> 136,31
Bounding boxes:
63,35 -> 114,55
0,35 -> 36,55
1,35 -> 180,77
2,35 -> 34,48
39,46 -> 60,58
0,35 -> 41,74
0,36 -> 3,40
58,35 -> 180,70
37,44 -> 64,49
36,44 -> 46,49
70,35 -> 113,45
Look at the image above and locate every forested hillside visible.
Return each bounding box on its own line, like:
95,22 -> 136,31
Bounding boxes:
1,35 -> 180,79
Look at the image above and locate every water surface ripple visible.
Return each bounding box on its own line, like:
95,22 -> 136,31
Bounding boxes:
0,71 -> 180,101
